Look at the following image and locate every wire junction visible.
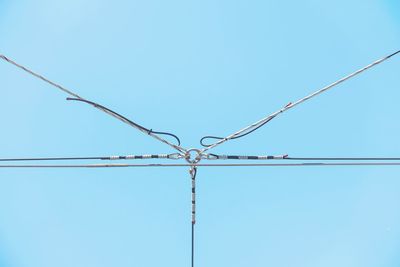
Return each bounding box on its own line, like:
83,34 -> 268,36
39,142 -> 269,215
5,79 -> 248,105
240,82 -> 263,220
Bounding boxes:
1,50 -> 399,267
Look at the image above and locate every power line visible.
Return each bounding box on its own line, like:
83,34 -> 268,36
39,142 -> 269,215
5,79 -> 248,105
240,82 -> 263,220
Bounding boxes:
0,55 -> 82,98
3,154 -> 400,162
189,166 -> 197,267
285,157 -> 400,161
0,153 -> 182,162
2,162 -> 400,168
67,98 -> 181,146
210,154 -> 400,161
0,54 -> 187,153
200,50 -> 400,151
2,50 -> 399,267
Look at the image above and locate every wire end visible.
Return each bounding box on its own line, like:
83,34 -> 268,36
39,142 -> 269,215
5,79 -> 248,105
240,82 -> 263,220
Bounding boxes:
388,49 -> 400,58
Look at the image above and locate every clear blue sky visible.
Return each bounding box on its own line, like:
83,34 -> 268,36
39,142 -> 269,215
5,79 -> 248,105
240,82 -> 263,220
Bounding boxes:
1,0 -> 400,266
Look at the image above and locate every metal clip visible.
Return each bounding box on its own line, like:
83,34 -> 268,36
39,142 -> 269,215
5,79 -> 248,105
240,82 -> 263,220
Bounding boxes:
168,153 -> 184,160
204,153 -> 218,160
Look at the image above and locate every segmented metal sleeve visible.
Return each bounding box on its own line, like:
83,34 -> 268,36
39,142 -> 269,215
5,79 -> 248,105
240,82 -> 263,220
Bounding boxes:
210,154 -> 288,160
0,154 -> 178,162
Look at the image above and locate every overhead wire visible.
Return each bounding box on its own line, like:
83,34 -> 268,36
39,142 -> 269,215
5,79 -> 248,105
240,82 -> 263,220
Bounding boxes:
0,54 -> 186,153
200,49 -> 400,151
285,157 -> 400,161
67,98 -> 181,146
2,162 -> 400,168
1,51 -> 400,267
2,154 -> 400,162
209,154 -> 400,161
200,116 -> 275,147
189,166 -> 197,267
0,153 -> 182,162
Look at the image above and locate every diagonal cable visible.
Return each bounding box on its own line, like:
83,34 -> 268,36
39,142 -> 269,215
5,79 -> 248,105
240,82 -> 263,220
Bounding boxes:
0,54 -> 186,153
200,50 -> 400,152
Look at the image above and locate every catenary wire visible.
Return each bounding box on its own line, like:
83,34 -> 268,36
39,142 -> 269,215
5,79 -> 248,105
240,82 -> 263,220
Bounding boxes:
192,223 -> 195,267
67,98 -> 181,146
2,162 -> 400,168
0,153 -> 182,162
285,157 -> 400,160
3,155 -> 400,162
0,54 -> 186,153
2,51 -> 399,267
200,116 -> 275,146
209,154 -> 400,161
200,49 -> 400,150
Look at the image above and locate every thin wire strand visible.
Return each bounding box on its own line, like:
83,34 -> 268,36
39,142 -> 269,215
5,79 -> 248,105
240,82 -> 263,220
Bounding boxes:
2,155 -> 400,162
0,156 -> 109,162
189,166 -> 197,267
200,50 -> 400,151
2,162 -> 400,168
209,154 -> 400,161
0,54 -> 187,153
191,223 -> 195,267
0,153 -> 182,162
0,55 -> 82,98
285,157 -> 400,160
67,98 -> 181,146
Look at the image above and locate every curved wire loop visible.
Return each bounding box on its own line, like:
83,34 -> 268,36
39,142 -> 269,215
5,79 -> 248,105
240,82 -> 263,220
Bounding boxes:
200,116 -> 275,147
66,98 -> 182,146
199,50 -> 400,150
0,54 -> 187,153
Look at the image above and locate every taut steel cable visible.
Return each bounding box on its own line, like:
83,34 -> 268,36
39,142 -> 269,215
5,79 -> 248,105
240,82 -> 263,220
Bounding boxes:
0,153 -> 183,162
1,49 -> 400,267
200,50 -> 400,152
0,54 -> 187,153
2,162 -> 400,168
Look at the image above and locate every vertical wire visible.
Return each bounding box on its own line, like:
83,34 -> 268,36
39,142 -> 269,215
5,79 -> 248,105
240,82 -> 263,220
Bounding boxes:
192,223 -> 195,267
189,166 -> 197,267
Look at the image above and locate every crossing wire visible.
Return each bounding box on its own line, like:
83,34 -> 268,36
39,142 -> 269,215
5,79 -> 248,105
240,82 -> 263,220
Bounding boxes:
1,50 -> 400,267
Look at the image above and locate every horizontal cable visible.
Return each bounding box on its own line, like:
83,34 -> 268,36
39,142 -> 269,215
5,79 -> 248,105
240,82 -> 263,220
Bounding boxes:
209,154 -> 400,161
3,155 -> 400,162
0,153 -> 182,162
2,162 -> 400,168
208,154 -> 288,160
285,157 -> 400,161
